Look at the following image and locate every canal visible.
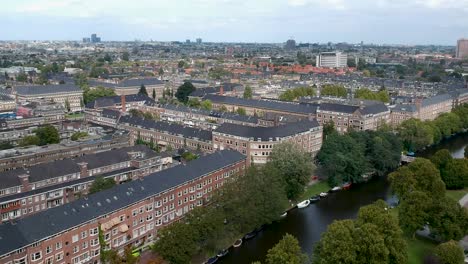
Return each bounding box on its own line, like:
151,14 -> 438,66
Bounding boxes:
218,133 -> 468,264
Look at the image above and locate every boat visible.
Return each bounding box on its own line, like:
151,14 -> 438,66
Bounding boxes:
244,230 -> 257,240
216,249 -> 229,258
280,212 -> 288,217
342,182 -> 352,190
309,195 -> 321,203
319,192 -> 328,198
297,199 -> 310,208
204,256 -> 218,264
331,186 -> 342,192
233,239 -> 243,248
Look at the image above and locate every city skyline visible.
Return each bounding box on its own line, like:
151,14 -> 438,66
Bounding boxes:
2,0 -> 468,45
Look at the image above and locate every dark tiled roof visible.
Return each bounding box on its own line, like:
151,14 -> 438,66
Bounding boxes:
0,168 -> 26,189
15,84 -> 82,95
358,103 -> 389,115
0,150 -> 245,256
318,103 -> 359,114
86,94 -> 154,109
119,116 -> 213,141
214,120 -> 321,141
117,78 -> 164,88
421,93 -> 452,107
203,94 -> 317,115
101,109 -> 121,119
391,104 -> 417,113
162,104 -> 258,124
88,80 -> 116,88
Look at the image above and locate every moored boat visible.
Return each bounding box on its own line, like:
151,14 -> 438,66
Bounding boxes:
297,199 -> 310,208
280,212 -> 288,217
233,239 -> 243,248
244,231 -> 257,240
342,182 -> 352,190
331,186 -> 342,192
205,256 -> 218,264
309,195 -> 320,203
319,192 -> 328,197
216,249 -> 229,258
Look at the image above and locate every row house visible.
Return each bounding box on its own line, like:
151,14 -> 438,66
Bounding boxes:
0,132 -> 131,171
85,94 -> 155,113
85,109 -> 122,128
114,78 -> 165,97
316,103 -> 390,133
0,94 -> 15,112
14,84 -> 84,112
118,116 -> 214,153
212,120 -> 322,164
203,94 -> 317,120
0,145 -> 172,222
142,103 -> 260,129
0,150 -> 246,264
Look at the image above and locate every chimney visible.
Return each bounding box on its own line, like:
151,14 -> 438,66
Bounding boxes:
18,173 -> 31,192
219,85 -> 224,96
121,95 -> 126,112
77,162 -> 88,178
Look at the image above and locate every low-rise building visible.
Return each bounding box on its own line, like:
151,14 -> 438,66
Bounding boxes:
14,84 -> 84,112
0,150 -> 246,264
212,120 -> 322,164
115,78 -> 165,97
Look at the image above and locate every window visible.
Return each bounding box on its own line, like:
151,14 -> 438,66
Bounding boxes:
132,209 -> 138,216
104,233 -> 110,241
112,228 -> 118,235
82,241 -> 88,249
90,228 -> 98,236
72,234 -> 79,243
31,251 -> 42,261
46,245 -> 52,254
81,231 -> 87,239
90,238 -> 99,247
55,242 -> 62,250
119,215 -> 125,222
73,245 -> 79,254
45,257 -> 53,264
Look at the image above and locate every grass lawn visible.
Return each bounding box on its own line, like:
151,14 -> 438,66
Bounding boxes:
446,188 -> 468,202
407,237 -> 437,264
66,113 -> 84,119
298,181 -> 330,201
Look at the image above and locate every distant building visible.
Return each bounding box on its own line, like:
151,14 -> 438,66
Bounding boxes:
186,39 -> 191,44
196,38 -> 202,44
456,38 -> 468,59
82,37 -> 90,43
91,33 -> 101,43
285,39 -> 296,50
316,52 -> 347,68
14,84 -> 84,112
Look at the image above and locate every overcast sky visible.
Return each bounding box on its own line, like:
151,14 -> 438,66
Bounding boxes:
1,0 -> 467,45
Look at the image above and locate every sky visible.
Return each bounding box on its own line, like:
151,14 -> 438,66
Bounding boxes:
1,0 -> 468,45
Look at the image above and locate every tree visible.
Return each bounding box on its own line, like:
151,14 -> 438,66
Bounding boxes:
433,241 -> 464,264
399,191 -> 431,237
354,88 -> 390,103
64,99 -> 71,112
103,53 -> 112,63
236,107 -> 246,115
16,72 -> 28,82
158,67 -> 164,76
152,89 -> 156,100
200,100 -> 212,110
138,84 -> 148,96
177,60 -> 186,68
279,87 -> 316,101
429,197 -> 468,241
19,135 -> 40,147
320,84 -> 347,98
0,141 -> 13,150
441,159 -> 468,189
268,142 -> 314,200
265,234 -> 308,264
313,220 -> 358,264
398,119 -> 434,151
243,85 -> 253,99
175,81 -> 196,103
83,86 -> 116,104
71,132 -> 88,141
430,149 -> 453,170
187,98 -> 201,108
89,177 -> 116,194
322,121 -> 335,139
122,52 -> 130,61
35,125 -> 60,146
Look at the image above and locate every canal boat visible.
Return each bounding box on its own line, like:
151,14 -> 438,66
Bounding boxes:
331,186 -> 342,192
233,239 -> 243,248
280,212 -> 288,217
204,256 -> 219,264
297,199 -> 310,208
217,249 -> 229,258
319,192 -> 328,198
244,230 -> 257,240
342,182 -> 352,190
310,195 -> 321,203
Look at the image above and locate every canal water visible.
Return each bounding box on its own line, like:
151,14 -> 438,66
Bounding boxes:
218,133 -> 468,264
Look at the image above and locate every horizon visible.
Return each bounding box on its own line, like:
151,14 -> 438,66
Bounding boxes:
2,0 -> 468,46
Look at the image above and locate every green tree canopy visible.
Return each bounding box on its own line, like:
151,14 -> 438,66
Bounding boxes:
121,52 -> 129,61
243,85 -> 253,99
279,87 -> 316,101
200,99 -> 212,110
236,107 -> 246,115
35,125 -> 60,146
83,86 -> 116,104
175,81 -> 196,103
354,88 -> 390,103
268,142 -> 314,200
433,240 -> 465,264
320,84 -> 347,98
89,177 -> 116,194
265,234 -> 308,264
441,159 -> 468,189
138,84 -> 148,96
19,135 -> 40,147
398,118 -> 434,151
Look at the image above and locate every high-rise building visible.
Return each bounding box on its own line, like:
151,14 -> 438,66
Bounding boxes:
316,51 -> 348,68
186,39 -> 191,44
90,33 -> 101,43
285,39 -> 296,50
456,38 -> 468,59
196,38 -> 202,44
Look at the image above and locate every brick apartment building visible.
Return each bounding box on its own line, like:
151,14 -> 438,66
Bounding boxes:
0,145 -> 173,222
316,102 -> 390,133
0,150 -> 246,264
114,78 -> 165,97
14,84 -> 84,112
212,120 -> 322,164
0,132 -> 131,171
118,116 -> 214,152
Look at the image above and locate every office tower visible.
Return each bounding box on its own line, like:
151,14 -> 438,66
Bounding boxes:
456,39 -> 468,59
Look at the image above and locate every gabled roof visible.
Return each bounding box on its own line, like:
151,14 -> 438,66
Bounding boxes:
161,104 -> 258,124
203,94 -> 317,115
15,84 -> 82,96
214,120 -> 321,141
119,116 -> 213,141
0,150 -> 245,257
421,93 -> 452,107
318,103 -> 358,114
85,94 -> 154,109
